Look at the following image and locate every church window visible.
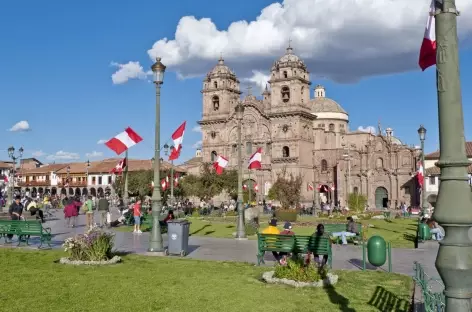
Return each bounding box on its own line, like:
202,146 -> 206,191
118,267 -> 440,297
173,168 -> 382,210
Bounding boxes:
281,86 -> 290,103
294,70 -> 297,75
404,186 -> 410,194
266,142 -> 272,153
283,71 -> 288,78
282,146 -> 290,158
376,157 -> 384,169
329,123 -> 335,131
353,187 -> 359,194
212,96 -> 220,111
213,81 -> 218,88
232,144 -> 237,153
321,159 -> 328,172
211,151 -> 217,162
246,142 -> 252,155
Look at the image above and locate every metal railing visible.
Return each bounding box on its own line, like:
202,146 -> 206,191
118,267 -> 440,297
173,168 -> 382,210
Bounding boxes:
413,262 -> 445,312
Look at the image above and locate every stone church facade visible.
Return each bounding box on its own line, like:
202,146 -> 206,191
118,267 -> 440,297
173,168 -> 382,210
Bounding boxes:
187,46 -> 420,209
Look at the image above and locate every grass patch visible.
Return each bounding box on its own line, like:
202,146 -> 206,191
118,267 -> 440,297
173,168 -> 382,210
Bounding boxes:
114,217 -> 418,248
0,248 -> 411,312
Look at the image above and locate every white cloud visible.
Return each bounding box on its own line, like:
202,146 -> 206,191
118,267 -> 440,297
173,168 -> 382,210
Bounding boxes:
243,70 -> 270,93
85,151 -> 103,158
192,125 -> 202,133
113,0 -> 472,83
46,151 -> 80,161
111,61 -> 150,84
8,121 -> 31,132
31,150 -> 45,157
357,126 -> 376,134
97,139 -> 107,144
192,140 -> 202,149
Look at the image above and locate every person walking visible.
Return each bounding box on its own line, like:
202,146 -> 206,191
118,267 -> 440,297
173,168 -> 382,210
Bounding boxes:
85,196 -> 94,229
97,195 -> 109,228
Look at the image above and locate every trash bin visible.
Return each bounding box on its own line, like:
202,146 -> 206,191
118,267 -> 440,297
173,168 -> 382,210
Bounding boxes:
165,220 -> 191,257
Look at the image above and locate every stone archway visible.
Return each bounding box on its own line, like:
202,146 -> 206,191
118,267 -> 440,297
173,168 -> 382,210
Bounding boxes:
75,188 -> 81,196
82,188 -> 88,196
90,188 -> 96,197
375,187 -> 389,209
61,188 -> 67,196
97,187 -> 104,197
68,188 -> 74,196
51,187 -> 57,195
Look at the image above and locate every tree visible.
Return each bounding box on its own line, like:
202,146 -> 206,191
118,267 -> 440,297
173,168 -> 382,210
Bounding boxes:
268,168 -> 303,209
348,192 -> 367,212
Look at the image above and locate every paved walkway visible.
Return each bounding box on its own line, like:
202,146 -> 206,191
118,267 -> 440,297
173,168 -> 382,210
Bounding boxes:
2,210 -> 441,281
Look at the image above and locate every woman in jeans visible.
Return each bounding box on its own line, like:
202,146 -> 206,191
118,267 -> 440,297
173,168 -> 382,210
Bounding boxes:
85,196 -> 94,229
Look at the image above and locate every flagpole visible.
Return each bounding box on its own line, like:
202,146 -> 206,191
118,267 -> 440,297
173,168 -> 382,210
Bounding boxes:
433,1 -> 472,310
248,170 -> 252,204
123,149 -> 129,207
170,160 -> 174,207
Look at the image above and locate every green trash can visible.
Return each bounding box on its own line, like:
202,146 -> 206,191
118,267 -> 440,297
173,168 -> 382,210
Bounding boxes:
418,223 -> 431,240
367,235 -> 387,267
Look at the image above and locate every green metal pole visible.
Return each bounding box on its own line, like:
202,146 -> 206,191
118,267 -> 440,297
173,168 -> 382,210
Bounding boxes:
420,139 -> 428,216
248,170 -> 252,204
433,1 -> 472,310
123,150 -> 129,207
170,160 -> 174,207
148,82 -> 164,252
236,106 -> 246,239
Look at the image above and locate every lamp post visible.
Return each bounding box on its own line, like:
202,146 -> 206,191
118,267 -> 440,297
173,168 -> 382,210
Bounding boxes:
86,160 -> 90,195
163,144 -> 175,207
433,1 -> 472,310
7,146 -> 23,207
417,125 -> 428,216
235,103 -> 246,239
148,57 -> 166,252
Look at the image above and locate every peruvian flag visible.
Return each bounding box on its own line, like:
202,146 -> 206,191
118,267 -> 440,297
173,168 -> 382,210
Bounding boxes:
174,173 -> 180,187
110,158 -> 126,175
418,0 -> 436,71
308,182 -> 314,191
213,155 -> 229,175
105,127 -> 143,155
416,161 -> 424,187
248,147 -> 262,169
169,122 -> 186,161
243,184 -> 248,190
161,178 -> 168,191
254,183 -> 259,192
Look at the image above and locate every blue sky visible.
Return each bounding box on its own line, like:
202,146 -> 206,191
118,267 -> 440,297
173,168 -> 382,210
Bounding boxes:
1,0 -> 472,165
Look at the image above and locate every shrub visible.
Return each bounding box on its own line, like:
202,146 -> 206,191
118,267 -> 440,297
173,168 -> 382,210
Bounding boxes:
274,257 -> 328,282
275,209 -> 298,222
63,228 -> 115,261
245,221 -> 259,236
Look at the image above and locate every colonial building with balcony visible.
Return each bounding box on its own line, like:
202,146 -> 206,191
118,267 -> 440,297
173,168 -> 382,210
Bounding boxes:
17,163 -> 67,195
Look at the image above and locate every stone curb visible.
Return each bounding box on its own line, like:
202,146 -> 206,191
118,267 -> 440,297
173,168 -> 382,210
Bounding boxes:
262,271 -> 339,288
59,255 -> 122,265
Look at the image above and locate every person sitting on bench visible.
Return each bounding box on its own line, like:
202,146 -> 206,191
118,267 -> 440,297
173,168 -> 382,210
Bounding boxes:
27,199 -> 45,223
311,223 -> 329,266
331,216 -> 358,245
261,219 -> 282,263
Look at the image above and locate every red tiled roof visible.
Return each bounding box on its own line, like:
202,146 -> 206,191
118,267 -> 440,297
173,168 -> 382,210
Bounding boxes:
0,161 -> 13,169
425,142 -> 472,159
425,164 -> 472,176
18,164 -> 67,175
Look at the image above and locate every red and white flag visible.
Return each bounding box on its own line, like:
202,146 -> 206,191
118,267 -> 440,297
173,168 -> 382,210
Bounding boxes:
416,161 -> 424,187
169,122 -> 186,161
418,0 -> 436,71
105,127 -> 143,155
308,182 -> 314,191
213,155 -> 229,175
243,184 -> 248,190
174,173 -> 180,187
254,183 -> 259,192
3,174 -> 8,183
330,184 -> 336,191
110,158 -> 127,175
161,178 -> 168,191
248,147 -> 262,169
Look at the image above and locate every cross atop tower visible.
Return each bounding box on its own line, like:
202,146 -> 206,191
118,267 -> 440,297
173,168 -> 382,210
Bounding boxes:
246,85 -> 252,96
286,37 -> 293,54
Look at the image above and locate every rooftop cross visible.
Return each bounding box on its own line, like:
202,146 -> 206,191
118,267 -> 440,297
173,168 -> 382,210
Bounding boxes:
246,85 -> 252,96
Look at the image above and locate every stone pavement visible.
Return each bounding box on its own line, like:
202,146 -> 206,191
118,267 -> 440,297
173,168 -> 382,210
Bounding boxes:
2,209 -> 441,281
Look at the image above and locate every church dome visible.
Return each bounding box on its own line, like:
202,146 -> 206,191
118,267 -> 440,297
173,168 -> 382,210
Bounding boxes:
271,45 -> 307,71
310,85 -> 348,121
207,56 -> 236,77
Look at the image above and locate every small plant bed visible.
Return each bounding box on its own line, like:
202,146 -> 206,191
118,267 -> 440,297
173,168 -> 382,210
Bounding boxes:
263,257 -> 338,288
61,227 -> 121,265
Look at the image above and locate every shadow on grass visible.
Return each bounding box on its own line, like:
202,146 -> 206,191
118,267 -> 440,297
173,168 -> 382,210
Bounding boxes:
348,258 -> 377,271
226,225 -> 235,229
323,285 -> 356,312
371,226 -> 400,233
191,224 -> 211,235
403,233 -> 416,242
368,285 -> 410,312
204,231 -> 215,235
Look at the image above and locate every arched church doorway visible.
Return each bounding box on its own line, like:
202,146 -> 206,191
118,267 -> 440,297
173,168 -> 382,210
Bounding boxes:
375,187 -> 389,209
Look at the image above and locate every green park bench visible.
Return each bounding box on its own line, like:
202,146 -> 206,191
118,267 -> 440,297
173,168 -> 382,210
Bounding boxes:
256,233 -> 332,267
323,223 -> 363,244
0,220 -> 52,248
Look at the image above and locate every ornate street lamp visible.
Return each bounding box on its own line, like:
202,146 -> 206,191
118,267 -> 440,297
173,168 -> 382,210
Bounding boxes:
432,1 -> 472,310
6,146 -> 23,206
417,125 -> 428,216
235,103 -> 246,239
149,57 -> 166,253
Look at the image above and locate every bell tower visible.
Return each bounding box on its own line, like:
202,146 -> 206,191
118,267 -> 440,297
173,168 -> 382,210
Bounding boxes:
201,56 -> 241,119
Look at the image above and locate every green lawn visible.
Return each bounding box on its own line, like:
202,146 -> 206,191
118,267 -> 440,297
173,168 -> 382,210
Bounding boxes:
115,217 -> 418,248
0,248 -> 412,312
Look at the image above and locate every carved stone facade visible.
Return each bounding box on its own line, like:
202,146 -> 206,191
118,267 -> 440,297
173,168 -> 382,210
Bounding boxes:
187,46 -> 419,208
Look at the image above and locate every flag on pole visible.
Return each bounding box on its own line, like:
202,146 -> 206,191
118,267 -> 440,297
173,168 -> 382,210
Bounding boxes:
105,127 -> 143,155
308,182 -> 314,191
174,173 -> 180,187
418,0 -> 436,71
416,161 -> 424,187
254,183 -> 259,192
213,155 -> 229,175
248,147 -> 262,169
169,121 -> 186,161
243,184 -> 248,190
110,158 -> 127,175
161,178 -> 167,191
